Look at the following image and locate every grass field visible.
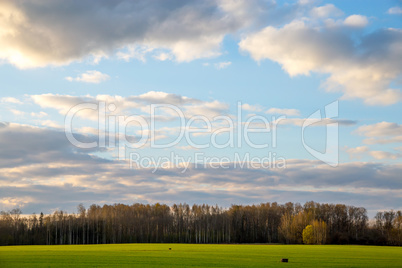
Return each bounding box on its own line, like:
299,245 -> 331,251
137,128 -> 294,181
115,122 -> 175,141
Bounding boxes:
0,244 -> 401,267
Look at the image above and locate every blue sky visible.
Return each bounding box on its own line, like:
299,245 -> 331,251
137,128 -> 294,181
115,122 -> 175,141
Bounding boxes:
0,0 -> 401,216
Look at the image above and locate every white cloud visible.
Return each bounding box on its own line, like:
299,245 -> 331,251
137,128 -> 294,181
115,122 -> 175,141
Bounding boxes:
357,122 -> 402,137
346,146 -> 369,160
31,92 -> 229,122
388,6 -> 402,15
117,45 -> 155,62
356,122 -> 402,144
30,111 -> 48,118
365,137 -> 402,145
214,61 -> 232,69
346,145 -> 401,160
343,15 -> 368,28
10,109 -> 25,116
310,4 -> 343,18
239,20 -> 402,105
298,0 -> 315,5
65,70 -> 110,84
1,97 -> 22,104
241,103 -> 263,112
153,52 -> 173,61
266,108 -> 300,116
370,151 -> 401,160
40,120 -> 62,129
31,92 -> 353,131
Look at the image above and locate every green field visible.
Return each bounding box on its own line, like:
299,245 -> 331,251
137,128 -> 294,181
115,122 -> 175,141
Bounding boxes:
0,244 -> 401,267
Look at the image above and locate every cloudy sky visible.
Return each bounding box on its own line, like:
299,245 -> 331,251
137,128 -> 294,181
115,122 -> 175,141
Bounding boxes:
0,0 -> 401,216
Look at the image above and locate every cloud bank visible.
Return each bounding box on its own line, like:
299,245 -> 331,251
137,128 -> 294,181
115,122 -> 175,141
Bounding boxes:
0,0 -> 264,68
0,123 -> 401,215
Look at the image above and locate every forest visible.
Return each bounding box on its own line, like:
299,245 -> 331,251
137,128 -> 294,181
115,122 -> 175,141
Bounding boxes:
0,201 -> 401,246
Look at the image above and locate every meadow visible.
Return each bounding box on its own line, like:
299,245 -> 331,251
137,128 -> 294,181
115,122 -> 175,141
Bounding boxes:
0,244 -> 401,267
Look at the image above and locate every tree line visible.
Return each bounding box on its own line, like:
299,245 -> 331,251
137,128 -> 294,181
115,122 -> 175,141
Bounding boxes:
0,201 -> 401,246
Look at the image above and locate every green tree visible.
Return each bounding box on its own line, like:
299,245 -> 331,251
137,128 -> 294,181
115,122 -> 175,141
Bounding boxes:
303,225 -> 314,244
303,220 -> 327,245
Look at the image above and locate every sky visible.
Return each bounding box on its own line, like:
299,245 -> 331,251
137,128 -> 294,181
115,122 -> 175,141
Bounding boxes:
0,0 -> 401,217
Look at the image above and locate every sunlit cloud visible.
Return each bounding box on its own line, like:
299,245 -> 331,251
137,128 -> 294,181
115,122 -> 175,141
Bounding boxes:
239,20 -> 402,105
356,121 -> 402,144
343,15 -> 368,28
1,97 -> 23,104
65,70 -> 110,84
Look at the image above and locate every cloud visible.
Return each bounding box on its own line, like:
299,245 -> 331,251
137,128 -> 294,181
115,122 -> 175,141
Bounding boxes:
388,6 -> 402,15
310,4 -> 343,18
346,146 -> 369,160
31,93 -> 354,135
117,45 -> 155,62
0,125 -> 401,215
40,120 -> 62,129
346,146 -> 401,160
65,70 -> 110,84
31,92 -> 229,124
347,121 -> 402,160
0,123 -> 106,169
369,151 -> 401,160
30,111 -> 47,118
343,15 -> 368,28
0,122 -> 401,215
0,0 -> 265,68
273,118 -> 356,127
31,94 -> 97,117
241,103 -> 264,112
356,121 -> 402,144
241,104 -> 301,116
1,97 -> 23,104
239,20 -> 402,105
10,109 -> 25,116
129,91 -> 199,106
214,61 -> 232,69
153,52 -> 173,61
266,108 -> 300,116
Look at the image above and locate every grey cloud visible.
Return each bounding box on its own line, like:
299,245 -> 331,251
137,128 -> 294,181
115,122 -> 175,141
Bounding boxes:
0,0 -> 337,68
1,122 -> 401,217
0,0 -> 261,67
0,123 -> 108,168
0,185 -> 111,214
0,122 -> 9,128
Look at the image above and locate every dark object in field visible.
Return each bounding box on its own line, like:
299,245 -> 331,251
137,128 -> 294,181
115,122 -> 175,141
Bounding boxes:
281,258 -> 288,262
169,248 -> 171,250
